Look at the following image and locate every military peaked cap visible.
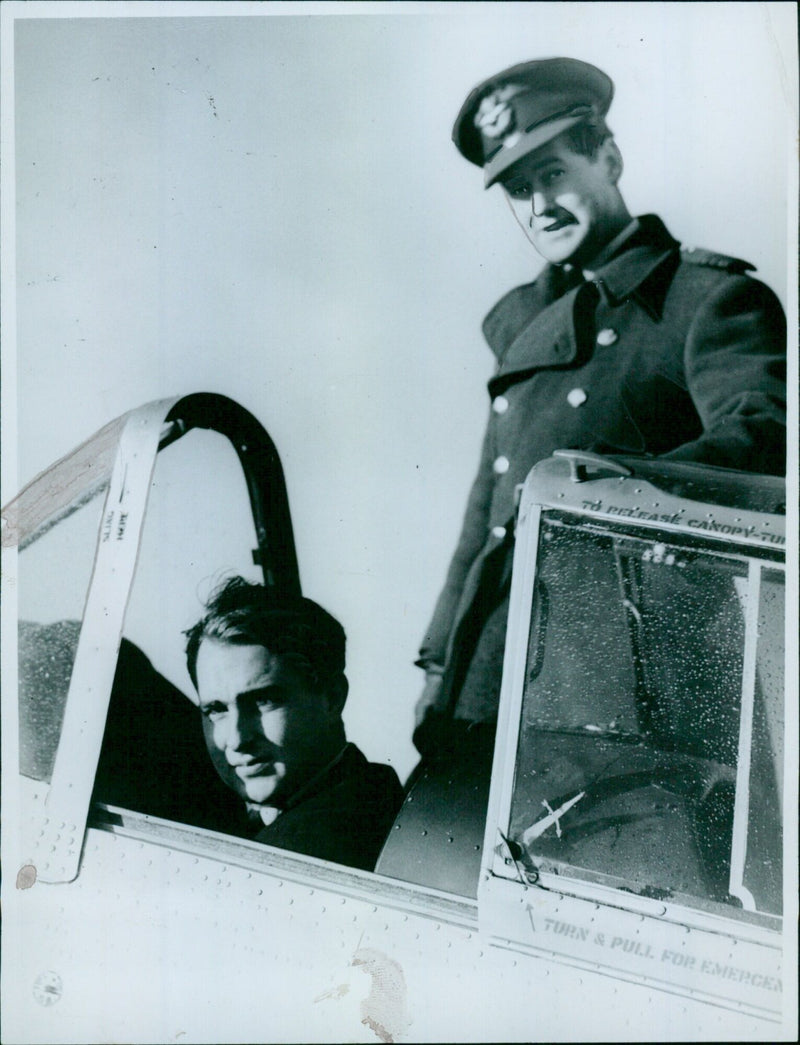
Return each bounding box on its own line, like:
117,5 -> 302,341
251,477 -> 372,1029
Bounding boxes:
453,57 -> 614,187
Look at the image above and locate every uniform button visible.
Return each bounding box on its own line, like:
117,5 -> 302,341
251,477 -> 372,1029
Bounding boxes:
596,328 -> 618,346
492,395 -> 509,414
491,525 -> 507,539
567,388 -> 587,408
493,456 -> 510,474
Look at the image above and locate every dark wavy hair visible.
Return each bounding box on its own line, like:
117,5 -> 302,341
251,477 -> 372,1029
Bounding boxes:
184,576 -> 346,692
561,114 -> 613,158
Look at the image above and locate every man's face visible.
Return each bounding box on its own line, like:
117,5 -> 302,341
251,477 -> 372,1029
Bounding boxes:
196,639 -> 342,807
499,135 -> 622,266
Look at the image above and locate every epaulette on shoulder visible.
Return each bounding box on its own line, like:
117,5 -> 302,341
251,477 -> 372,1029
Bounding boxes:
681,245 -> 756,275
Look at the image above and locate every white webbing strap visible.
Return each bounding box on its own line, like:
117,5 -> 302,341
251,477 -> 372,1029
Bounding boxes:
32,397 -> 179,883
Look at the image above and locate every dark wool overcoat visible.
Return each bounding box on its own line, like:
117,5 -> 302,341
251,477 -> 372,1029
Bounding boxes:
416,215 -> 786,732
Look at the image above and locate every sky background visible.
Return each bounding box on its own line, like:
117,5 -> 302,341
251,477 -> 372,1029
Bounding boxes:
5,1 -> 797,783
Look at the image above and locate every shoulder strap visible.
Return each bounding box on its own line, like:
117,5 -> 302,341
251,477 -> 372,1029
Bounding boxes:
681,245 -> 755,274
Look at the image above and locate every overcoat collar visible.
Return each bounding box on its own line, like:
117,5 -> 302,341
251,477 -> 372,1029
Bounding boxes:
591,214 -> 680,317
486,215 -> 680,382
482,261 -> 582,362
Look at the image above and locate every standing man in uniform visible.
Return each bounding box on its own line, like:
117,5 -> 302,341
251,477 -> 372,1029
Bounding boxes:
413,58 -> 786,754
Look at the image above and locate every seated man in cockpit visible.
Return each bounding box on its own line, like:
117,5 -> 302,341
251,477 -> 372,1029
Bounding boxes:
184,576 -> 403,872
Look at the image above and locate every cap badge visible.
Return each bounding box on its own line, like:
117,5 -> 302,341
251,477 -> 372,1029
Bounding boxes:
474,84 -> 522,140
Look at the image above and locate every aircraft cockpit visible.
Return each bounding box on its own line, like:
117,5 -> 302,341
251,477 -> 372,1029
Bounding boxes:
4,395 -> 790,1038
